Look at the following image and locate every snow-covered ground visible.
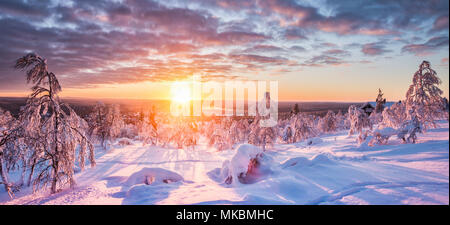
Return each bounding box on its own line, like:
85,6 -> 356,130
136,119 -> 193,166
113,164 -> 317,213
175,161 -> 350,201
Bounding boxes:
1,121 -> 448,205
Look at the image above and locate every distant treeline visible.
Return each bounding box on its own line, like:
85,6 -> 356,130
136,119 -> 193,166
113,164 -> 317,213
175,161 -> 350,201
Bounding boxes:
0,97 -> 367,119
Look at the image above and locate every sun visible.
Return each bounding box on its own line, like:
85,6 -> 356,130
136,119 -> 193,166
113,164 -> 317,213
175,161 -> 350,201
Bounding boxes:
170,81 -> 192,103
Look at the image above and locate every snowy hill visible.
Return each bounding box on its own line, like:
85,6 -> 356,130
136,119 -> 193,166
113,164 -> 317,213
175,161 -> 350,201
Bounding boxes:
1,121 -> 448,205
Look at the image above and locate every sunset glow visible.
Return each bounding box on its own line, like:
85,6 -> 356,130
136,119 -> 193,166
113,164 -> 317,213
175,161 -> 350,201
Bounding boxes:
171,81 -> 192,103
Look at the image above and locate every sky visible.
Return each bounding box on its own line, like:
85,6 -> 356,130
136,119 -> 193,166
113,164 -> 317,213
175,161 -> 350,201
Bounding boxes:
0,0 -> 448,102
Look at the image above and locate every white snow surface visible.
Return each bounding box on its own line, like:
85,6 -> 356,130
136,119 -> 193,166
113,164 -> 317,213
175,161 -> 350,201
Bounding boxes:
1,121 -> 448,205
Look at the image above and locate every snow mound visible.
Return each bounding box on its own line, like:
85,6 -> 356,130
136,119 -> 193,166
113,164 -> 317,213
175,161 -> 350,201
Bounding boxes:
311,153 -> 335,164
281,153 -> 335,169
219,144 -> 273,185
281,157 -> 312,168
125,168 -> 183,186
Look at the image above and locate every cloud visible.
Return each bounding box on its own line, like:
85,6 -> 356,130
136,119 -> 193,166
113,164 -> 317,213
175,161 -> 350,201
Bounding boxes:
402,36 -> 449,56
0,0 -> 448,92
361,43 -> 390,56
304,55 -> 348,67
322,49 -> 351,57
430,15 -> 449,33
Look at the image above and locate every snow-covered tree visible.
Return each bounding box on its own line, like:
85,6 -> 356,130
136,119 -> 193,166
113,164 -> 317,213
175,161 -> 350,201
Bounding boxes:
405,61 -> 445,128
375,88 -> 386,113
87,102 -> 107,146
137,106 -> 159,145
291,103 -> 300,116
207,120 -> 229,151
14,53 -> 95,194
170,118 -> 198,149
348,105 -> 372,136
0,108 -> 22,197
290,113 -> 318,142
282,124 -> 294,143
335,110 -> 349,130
381,101 -> 407,129
87,103 -> 124,149
319,110 -> 337,133
397,107 -> 422,144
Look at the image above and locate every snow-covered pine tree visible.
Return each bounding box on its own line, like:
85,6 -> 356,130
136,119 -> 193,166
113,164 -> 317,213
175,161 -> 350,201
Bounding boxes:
375,88 -> 386,113
405,61 -> 445,129
14,53 -> 95,194
291,103 -> 300,116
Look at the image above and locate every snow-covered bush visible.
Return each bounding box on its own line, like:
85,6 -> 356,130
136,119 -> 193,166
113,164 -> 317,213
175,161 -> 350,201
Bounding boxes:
358,126 -> 398,147
221,144 -> 272,185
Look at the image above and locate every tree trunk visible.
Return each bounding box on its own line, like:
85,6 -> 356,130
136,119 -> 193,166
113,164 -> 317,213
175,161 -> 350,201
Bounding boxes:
27,158 -> 36,187
51,109 -> 59,194
51,160 -> 59,194
0,156 -> 13,198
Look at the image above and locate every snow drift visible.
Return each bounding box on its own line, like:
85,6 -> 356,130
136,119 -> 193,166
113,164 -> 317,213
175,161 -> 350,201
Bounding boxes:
125,168 -> 184,186
281,153 -> 335,169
